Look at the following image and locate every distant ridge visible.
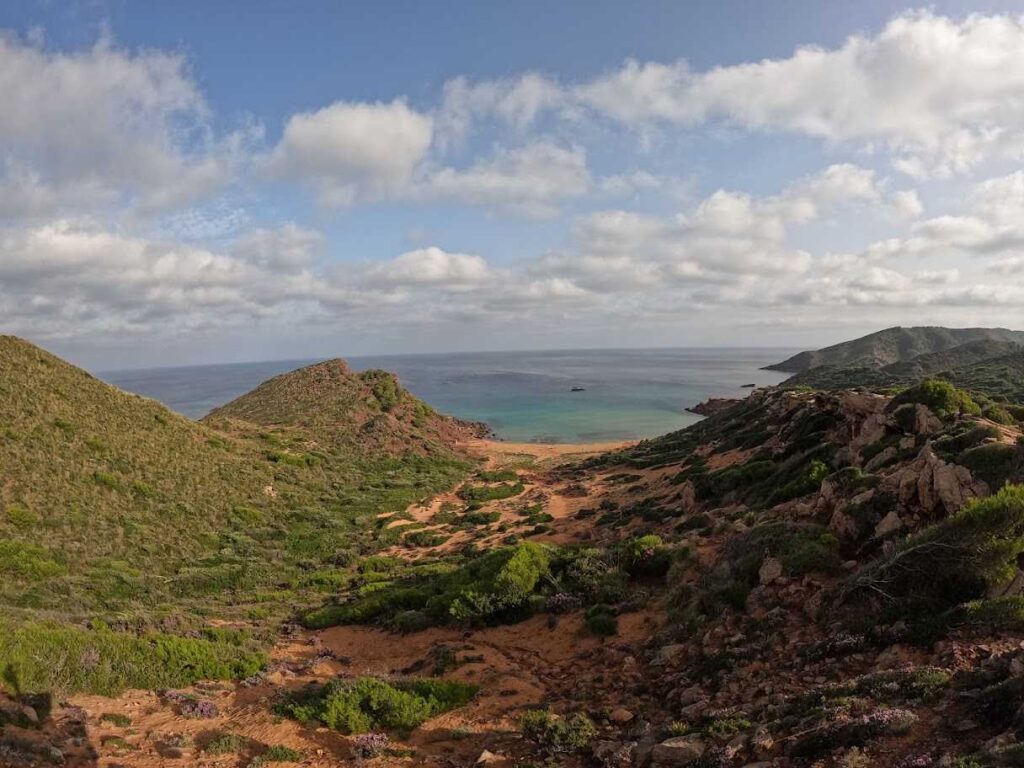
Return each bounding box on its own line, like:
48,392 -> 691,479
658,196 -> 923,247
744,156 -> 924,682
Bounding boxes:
765,326 -> 1024,373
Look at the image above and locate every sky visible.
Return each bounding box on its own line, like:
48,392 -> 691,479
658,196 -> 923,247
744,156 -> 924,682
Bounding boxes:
4,1 -> 1024,368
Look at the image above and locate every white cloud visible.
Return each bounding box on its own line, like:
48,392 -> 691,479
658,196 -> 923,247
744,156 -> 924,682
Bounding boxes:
437,73 -> 562,147
422,143 -> 590,217
368,247 -> 492,288
266,99 -> 434,206
0,34 -> 234,217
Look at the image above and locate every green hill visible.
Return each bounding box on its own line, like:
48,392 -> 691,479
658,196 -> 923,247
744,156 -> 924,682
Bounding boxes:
766,326 -> 1024,373
205,358 -> 477,454
0,337 -> 470,621
781,339 -> 1024,406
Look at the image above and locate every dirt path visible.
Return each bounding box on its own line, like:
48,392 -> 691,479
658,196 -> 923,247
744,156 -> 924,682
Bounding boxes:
61,438 -> 669,768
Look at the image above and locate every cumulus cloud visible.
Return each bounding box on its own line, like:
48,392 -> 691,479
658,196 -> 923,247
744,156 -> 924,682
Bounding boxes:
422,143 -> 590,217
367,247 -> 492,289
0,34 -> 236,217
265,99 -> 434,206
446,12 -> 1024,177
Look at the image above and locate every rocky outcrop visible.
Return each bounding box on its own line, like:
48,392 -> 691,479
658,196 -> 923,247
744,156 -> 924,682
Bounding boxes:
685,397 -> 740,416
882,443 -> 987,517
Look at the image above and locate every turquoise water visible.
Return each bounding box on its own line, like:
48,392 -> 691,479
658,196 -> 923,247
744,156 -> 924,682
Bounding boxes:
101,347 -> 796,444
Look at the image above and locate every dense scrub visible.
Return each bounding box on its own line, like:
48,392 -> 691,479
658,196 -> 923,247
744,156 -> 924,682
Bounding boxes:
276,677 -> 478,734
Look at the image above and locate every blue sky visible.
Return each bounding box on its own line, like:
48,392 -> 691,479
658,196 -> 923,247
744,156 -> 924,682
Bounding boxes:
4,1 -> 1024,368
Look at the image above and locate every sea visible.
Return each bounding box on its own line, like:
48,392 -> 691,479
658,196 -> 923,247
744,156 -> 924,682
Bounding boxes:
100,348 -> 798,444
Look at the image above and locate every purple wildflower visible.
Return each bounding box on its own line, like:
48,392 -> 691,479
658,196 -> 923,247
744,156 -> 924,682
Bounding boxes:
352,732 -> 389,759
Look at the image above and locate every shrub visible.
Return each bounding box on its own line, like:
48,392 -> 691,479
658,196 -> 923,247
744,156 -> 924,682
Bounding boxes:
621,534 -> 671,577
840,485 -> 1024,619
459,482 -> 525,503
478,469 -> 519,482
984,404 -> 1016,425
277,677 -> 478,734
205,733 -> 247,754
352,732 -> 389,759
957,442 -> 1023,490
519,709 -> 597,753
890,379 -> 980,419
0,620 -> 265,696
251,745 -> 304,765
585,605 -> 618,636
99,712 -> 132,727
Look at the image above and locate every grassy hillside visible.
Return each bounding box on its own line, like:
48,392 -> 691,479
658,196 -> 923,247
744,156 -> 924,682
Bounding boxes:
0,337 -> 470,622
766,326 -> 1024,373
205,358 -> 477,454
782,340 -> 1024,406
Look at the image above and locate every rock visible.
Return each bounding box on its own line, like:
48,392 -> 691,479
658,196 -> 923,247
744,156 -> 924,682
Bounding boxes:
751,726 -> 774,759
828,508 -> 859,540
686,398 -> 740,416
865,446 -> 898,472
651,735 -> 706,765
874,510 -> 903,538
674,685 -> 704,706
476,750 -> 507,765
914,404 -> 943,435
654,644 -> 688,668
593,740 -> 638,768
883,444 -> 987,517
759,557 -> 784,585
609,708 -> 635,724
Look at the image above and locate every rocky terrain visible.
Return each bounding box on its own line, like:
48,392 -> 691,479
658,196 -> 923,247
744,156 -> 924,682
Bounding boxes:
5,335 -> 1024,767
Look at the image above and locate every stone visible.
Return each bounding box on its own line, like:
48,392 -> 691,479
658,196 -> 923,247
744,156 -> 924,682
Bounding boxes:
593,740 -> 638,768
651,735 -> 706,765
874,510 -> 903,538
609,708 -> 635,724
476,750 -> 507,765
759,557 -> 784,585
654,643 -> 688,667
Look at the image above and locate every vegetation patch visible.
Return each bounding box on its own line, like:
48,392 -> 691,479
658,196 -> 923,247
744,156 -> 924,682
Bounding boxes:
277,676 -> 478,734
0,620 -> 265,696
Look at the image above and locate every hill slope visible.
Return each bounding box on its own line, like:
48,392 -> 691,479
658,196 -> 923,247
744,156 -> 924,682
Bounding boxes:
766,326 -> 1024,372
204,358 -> 481,454
0,337 -> 470,620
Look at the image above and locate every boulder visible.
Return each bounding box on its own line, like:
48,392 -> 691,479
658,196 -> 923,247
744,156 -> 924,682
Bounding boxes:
874,510 -> 903,538
609,708 -> 635,724
759,557 -> 784,585
593,740 -> 638,768
651,735 -> 706,765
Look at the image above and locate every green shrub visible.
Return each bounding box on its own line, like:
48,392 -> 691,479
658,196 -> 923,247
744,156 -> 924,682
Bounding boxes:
5,505 -> 39,530
957,442 -> 1023,490
277,676 -> 477,734
99,713 -> 132,727
0,620 -> 265,696
458,482 -> 525,503
404,530 -> 449,548
840,485 -> 1024,619
519,710 -> 596,753
250,745 -> 304,765
620,534 -> 671,577
984,404 -> 1016,425
890,379 -> 980,418
0,540 -> 66,581
584,605 -> 618,636
204,733 -> 248,754
478,469 -> 519,482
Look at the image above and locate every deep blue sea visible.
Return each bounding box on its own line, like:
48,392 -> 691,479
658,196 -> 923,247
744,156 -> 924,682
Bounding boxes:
100,348 -> 797,444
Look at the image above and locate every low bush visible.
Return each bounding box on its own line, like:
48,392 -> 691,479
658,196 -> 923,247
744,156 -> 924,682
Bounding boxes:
620,534 -> 672,577
889,379 -> 980,419
519,709 -> 597,753
251,745 -> 304,765
0,620 -> 265,696
585,604 -> 618,636
204,732 -> 248,754
478,469 -> 519,482
957,442 -> 1023,490
839,485 -> 1024,620
277,676 -> 478,734
458,482 -> 525,503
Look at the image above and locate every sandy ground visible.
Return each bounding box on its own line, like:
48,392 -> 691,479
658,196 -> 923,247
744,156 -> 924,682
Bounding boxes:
52,437 -> 667,768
